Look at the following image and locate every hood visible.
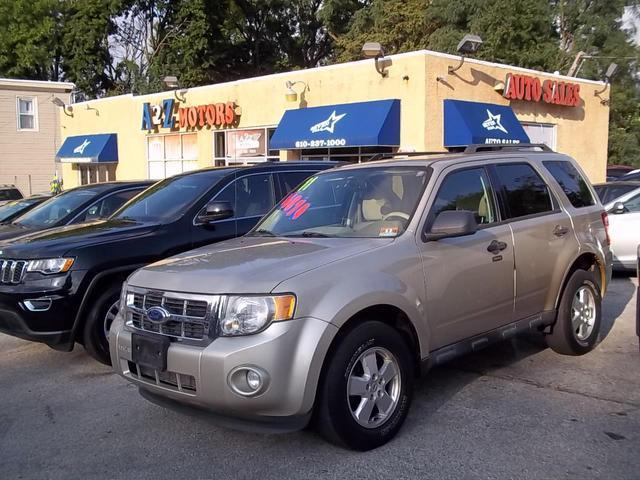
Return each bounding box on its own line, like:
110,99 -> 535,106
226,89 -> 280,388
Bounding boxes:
0,219 -> 160,259
0,222 -> 36,242
129,235 -> 392,294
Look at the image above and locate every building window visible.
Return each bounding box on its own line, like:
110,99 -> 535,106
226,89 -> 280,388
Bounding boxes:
78,164 -> 117,185
147,133 -> 198,179
16,97 -> 38,131
300,146 -> 395,163
213,127 -> 279,166
522,122 -> 556,150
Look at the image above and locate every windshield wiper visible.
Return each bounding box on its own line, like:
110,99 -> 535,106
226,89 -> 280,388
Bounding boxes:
289,231 -> 333,238
248,229 -> 276,237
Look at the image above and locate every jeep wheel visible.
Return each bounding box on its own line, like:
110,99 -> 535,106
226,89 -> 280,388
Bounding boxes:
316,321 -> 414,451
546,269 -> 601,356
83,283 -> 122,365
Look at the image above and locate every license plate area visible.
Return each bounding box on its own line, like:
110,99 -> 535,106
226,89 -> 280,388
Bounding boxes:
131,333 -> 170,372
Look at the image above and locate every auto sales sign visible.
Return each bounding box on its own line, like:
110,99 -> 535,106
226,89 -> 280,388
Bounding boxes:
503,73 -> 581,107
141,98 -> 240,131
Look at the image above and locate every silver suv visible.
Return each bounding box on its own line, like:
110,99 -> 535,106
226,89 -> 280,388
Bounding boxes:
110,146 -> 612,450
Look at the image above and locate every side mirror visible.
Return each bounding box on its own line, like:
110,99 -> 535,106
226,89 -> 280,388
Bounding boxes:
612,201 -> 626,215
424,210 -> 478,241
197,201 -> 234,224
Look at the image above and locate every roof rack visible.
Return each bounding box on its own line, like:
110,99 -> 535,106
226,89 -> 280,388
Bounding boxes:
463,143 -> 553,154
366,151 -> 448,162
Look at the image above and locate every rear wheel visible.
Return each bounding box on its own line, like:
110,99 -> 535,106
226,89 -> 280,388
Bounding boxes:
83,283 -> 122,365
546,269 -> 601,355
316,321 -> 414,451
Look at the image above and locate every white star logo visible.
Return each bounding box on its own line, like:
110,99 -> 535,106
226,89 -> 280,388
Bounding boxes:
310,111 -> 347,134
482,110 -> 508,134
73,139 -> 91,155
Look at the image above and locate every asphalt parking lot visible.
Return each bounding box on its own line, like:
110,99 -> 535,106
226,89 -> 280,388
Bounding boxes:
1,276 -> 638,480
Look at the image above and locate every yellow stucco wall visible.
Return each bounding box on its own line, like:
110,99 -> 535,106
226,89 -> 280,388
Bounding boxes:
59,50 -> 609,187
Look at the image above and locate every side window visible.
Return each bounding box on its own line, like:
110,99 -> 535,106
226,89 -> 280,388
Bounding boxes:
280,171 -> 315,195
207,174 -> 275,220
494,163 -> 553,219
543,161 -> 595,208
9,189 -> 22,200
623,192 -> 640,213
74,189 -> 142,223
430,167 -> 497,225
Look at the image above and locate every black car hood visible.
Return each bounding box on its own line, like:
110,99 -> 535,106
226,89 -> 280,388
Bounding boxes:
0,219 -> 161,259
0,223 -> 38,242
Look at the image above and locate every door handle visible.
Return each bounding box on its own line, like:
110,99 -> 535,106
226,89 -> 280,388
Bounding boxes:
487,240 -> 507,254
553,225 -> 569,237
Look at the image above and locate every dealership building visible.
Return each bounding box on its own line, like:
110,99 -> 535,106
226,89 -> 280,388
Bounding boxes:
54,49 -> 611,188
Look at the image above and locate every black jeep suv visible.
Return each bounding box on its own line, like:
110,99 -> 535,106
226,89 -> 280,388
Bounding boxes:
0,181 -> 153,241
0,162 -> 336,364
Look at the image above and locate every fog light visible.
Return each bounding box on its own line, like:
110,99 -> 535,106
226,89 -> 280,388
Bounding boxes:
246,370 -> 261,390
227,366 -> 270,397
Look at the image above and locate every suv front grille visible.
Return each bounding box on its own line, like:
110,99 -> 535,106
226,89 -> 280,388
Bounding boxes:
0,260 -> 27,284
125,288 -> 222,341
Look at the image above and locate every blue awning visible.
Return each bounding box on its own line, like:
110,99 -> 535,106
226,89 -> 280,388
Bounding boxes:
443,100 -> 530,147
56,134 -> 118,163
270,99 -> 400,149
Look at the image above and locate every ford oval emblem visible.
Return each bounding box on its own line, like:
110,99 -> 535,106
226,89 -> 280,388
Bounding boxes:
146,306 -> 171,324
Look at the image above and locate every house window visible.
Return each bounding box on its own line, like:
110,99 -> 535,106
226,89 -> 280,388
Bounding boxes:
17,97 -> 38,131
213,127 -> 279,166
522,122 -> 556,150
147,133 -> 199,180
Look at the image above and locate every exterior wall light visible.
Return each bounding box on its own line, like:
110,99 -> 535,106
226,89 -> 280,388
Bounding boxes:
594,63 -> 619,102
448,34 -> 483,74
285,80 -> 309,104
362,42 -> 393,77
163,75 -> 187,102
51,96 -> 73,117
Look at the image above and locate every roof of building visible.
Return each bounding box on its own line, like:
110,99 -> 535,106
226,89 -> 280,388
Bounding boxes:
0,78 -> 75,92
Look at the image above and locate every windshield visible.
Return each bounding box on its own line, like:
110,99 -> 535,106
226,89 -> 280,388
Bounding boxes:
252,166 -> 428,238
112,170 -> 225,222
0,198 -> 42,222
14,189 -> 99,228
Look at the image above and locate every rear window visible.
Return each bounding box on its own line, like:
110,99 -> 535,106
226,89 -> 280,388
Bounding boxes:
494,163 -> 553,219
0,188 -> 21,201
544,161 -> 595,208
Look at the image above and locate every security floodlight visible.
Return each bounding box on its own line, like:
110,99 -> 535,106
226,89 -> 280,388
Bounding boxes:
163,75 -> 180,89
595,62 -> 620,100
51,96 -> 73,117
448,34 -> 483,74
605,63 -> 619,81
456,34 -> 483,55
361,42 -> 392,77
163,75 -> 187,102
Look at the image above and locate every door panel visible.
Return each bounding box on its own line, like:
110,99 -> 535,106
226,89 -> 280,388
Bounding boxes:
609,212 -> 640,266
421,226 -> 515,349
418,165 -> 514,350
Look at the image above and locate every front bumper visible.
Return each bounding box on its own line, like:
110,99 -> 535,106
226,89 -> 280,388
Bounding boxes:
110,314 -> 337,431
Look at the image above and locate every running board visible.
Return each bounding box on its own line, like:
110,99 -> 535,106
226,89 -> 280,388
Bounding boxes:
420,310 -> 556,374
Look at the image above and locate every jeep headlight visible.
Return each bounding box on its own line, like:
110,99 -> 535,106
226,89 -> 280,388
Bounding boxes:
26,258 -> 74,275
219,295 -> 296,336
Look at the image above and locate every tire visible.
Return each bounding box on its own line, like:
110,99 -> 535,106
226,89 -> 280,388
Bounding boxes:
546,269 -> 601,356
83,283 -> 122,365
316,321 -> 414,451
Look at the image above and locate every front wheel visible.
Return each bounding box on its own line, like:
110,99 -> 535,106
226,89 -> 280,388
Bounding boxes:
316,321 -> 414,451
546,269 -> 601,356
83,283 -> 122,365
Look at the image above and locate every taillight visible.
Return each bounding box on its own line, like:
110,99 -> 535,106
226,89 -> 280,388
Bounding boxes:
601,211 -> 611,246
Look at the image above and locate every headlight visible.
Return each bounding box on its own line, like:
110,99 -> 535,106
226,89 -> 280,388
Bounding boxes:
219,294 -> 296,336
26,258 -> 74,275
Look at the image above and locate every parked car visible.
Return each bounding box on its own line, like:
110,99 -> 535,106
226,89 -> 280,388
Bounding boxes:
0,181 -> 153,242
0,185 -> 23,206
109,146 -> 612,450
0,195 -> 51,223
606,164 -> 635,181
636,246 -> 639,351
0,162 -> 336,365
604,187 -> 640,270
619,169 -> 640,181
593,181 -> 640,205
